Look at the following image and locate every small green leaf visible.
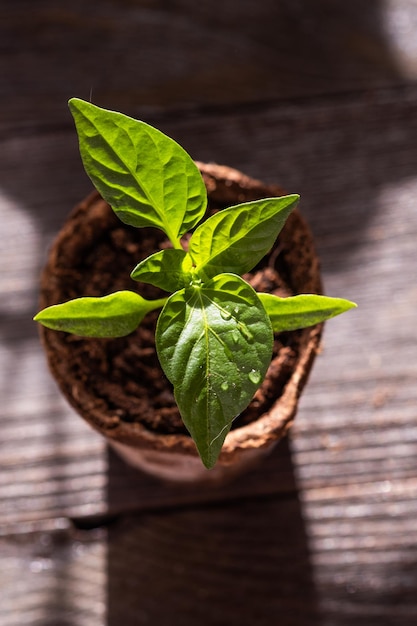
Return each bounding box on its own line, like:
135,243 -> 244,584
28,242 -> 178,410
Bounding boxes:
68,98 -> 207,245
188,195 -> 299,280
259,293 -> 357,332
34,291 -> 166,337
156,274 -> 273,469
131,249 -> 193,292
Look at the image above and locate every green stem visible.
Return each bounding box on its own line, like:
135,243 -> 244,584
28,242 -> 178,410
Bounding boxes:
148,297 -> 169,312
163,224 -> 184,251
171,238 -> 184,250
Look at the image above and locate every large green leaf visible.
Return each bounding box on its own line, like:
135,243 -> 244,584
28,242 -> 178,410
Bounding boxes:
156,274 -> 273,468
259,293 -> 357,332
188,195 -> 299,280
69,98 -> 207,245
131,249 -> 193,292
34,291 -> 166,337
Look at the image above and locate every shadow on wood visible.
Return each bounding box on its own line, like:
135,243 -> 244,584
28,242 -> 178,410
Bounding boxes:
105,439 -> 322,625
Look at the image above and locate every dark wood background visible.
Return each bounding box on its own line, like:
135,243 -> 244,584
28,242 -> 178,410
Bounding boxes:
1,1 -> 417,624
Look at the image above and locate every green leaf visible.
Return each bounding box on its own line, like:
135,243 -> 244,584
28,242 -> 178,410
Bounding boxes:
259,293 -> 357,332
156,274 -> 273,469
68,98 -> 207,245
131,249 -> 193,292
34,291 -> 166,337
188,195 -> 299,280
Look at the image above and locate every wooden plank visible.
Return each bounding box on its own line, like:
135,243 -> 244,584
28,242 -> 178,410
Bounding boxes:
0,527 -> 106,626
0,494 -> 321,626
1,0 -> 416,130
103,499 -> 417,625
2,487 -> 416,626
2,483 -> 417,626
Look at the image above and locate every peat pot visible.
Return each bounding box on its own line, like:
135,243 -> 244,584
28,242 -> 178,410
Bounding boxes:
38,163 -> 323,483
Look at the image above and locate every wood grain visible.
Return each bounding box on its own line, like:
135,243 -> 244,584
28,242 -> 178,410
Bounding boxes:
1,1 -> 417,624
0,0 -> 409,129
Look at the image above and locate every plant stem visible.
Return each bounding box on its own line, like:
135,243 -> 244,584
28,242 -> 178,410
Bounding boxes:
149,297 -> 169,312
171,237 -> 184,250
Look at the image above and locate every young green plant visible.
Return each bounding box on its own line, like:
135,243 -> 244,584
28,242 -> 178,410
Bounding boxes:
34,99 -> 356,469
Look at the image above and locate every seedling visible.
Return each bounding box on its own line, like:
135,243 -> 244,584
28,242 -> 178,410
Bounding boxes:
34,99 -> 356,469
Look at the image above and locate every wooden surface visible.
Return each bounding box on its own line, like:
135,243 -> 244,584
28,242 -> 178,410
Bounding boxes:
1,1 -> 417,624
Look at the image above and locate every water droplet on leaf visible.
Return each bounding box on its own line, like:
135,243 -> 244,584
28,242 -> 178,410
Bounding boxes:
220,308 -> 232,321
248,369 -> 261,385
